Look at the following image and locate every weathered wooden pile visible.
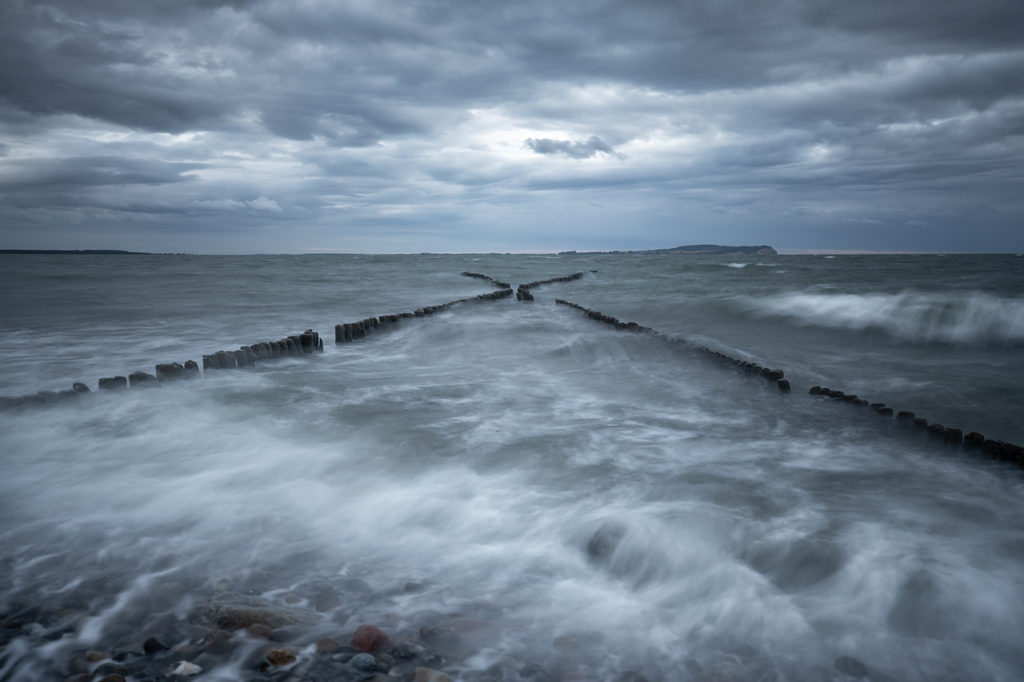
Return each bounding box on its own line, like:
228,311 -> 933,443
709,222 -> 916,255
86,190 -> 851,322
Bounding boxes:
809,385 -> 1024,465
335,289 -> 513,344
555,298 -> 792,391
459,271 -> 510,289
201,330 -> 323,371
0,281 -> 515,407
0,329 -> 324,407
516,272 -> 585,302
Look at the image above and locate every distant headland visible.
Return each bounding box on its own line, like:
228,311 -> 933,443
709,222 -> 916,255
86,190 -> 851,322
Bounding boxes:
558,244 -> 778,256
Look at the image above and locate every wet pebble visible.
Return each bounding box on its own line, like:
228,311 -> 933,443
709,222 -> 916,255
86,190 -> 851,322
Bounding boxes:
191,591 -> 319,630
350,652 -> 378,673
317,636 -> 341,652
113,650 -> 143,663
392,639 -> 426,660
168,660 -> 202,676
266,647 -> 297,666
418,625 -> 461,653
246,623 -> 275,640
314,590 -> 342,612
143,636 -> 170,654
181,629 -> 234,656
93,662 -> 130,678
352,624 -> 393,652
414,667 -> 453,682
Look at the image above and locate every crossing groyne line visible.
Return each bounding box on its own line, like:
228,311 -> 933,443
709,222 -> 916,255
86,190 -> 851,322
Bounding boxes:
521,272 -> 585,289
4,269 -> 1021,470
808,385 -> 1024,466
554,298 -> 792,391
334,288 -> 513,344
553,297 -> 1024,470
515,271 -> 586,301
460,271 -> 510,289
0,329 -> 325,408
461,270 -> 586,301
0,287 -> 514,410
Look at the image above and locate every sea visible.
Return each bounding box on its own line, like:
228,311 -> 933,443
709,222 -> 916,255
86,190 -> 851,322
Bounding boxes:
1,252 -> 1022,682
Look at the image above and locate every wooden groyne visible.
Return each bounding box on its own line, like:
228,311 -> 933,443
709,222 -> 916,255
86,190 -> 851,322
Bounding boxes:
554,298 -> 791,391
201,330 -> 323,371
520,272 -> 585,289
0,329 -> 324,408
4,268 -> 1020,473
460,270 -> 585,302
808,385 -> 1024,467
460,272 -> 510,289
516,272 -> 585,302
0,282 -> 517,409
335,288 -> 513,344
554,298 -> 1024,467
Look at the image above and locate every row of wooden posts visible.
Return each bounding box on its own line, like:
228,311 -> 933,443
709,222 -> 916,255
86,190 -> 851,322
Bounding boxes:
0,330 -> 324,407
4,270 -> 1023,471
555,298 -> 791,391
808,385 -> 1024,465
335,289 -> 513,344
0,284 -> 517,408
553,296 -> 1024,469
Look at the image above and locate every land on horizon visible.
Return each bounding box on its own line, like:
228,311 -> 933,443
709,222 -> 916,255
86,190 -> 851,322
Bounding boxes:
5,245 -> 775,256
4,246 -> 1020,257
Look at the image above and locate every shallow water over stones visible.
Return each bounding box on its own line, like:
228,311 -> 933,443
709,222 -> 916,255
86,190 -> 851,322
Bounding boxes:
2,253 -> 1024,681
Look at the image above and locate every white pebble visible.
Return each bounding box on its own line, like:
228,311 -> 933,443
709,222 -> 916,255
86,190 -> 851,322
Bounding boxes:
169,660 -> 202,676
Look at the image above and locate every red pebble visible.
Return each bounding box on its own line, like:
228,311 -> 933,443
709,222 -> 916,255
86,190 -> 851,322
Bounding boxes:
350,624 -> 392,652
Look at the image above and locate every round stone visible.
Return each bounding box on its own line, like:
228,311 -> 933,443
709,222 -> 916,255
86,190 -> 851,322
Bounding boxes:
266,648 -> 296,666
350,652 -> 378,672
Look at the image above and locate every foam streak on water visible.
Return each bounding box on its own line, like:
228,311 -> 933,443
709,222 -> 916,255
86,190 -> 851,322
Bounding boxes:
1,254 -> 1023,681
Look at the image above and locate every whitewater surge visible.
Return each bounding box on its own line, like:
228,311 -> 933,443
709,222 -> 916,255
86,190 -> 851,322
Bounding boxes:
746,290 -> 1024,344
1,253 -> 1023,682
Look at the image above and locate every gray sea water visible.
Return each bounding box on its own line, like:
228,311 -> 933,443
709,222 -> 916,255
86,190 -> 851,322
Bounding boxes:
1,253 -> 1023,681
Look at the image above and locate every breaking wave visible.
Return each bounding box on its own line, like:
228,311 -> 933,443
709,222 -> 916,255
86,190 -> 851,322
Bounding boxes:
747,291 -> 1024,344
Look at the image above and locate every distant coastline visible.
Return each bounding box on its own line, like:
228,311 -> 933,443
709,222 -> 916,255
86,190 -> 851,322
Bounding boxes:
3,245 -> 779,256
0,249 -> 151,255
559,244 -> 778,256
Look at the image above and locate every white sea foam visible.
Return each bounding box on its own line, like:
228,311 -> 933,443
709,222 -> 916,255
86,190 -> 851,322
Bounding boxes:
2,254 -> 1023,681
748,291 -> 1024,343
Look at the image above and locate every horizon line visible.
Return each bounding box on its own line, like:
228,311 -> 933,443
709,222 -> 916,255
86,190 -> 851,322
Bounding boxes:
3,248 -> 1022,256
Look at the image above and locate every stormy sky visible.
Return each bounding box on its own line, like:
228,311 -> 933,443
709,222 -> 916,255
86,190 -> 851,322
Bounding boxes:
1,0 -> 1022,253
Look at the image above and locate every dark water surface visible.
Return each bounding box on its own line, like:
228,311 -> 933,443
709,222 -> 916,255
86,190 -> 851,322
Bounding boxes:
1,253 -> 1022,681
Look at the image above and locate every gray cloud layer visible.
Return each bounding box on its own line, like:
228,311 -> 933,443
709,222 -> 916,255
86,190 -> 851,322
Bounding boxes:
1,0 -> 1022,252
525,136 -> 620,160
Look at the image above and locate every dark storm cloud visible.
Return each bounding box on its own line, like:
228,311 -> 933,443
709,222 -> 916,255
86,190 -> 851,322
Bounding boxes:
801,0 -> 1024,48
0,156 -> 199,191
0,2 -> 232,132
0,0 -> 1022,252
525,136 -> 620,160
